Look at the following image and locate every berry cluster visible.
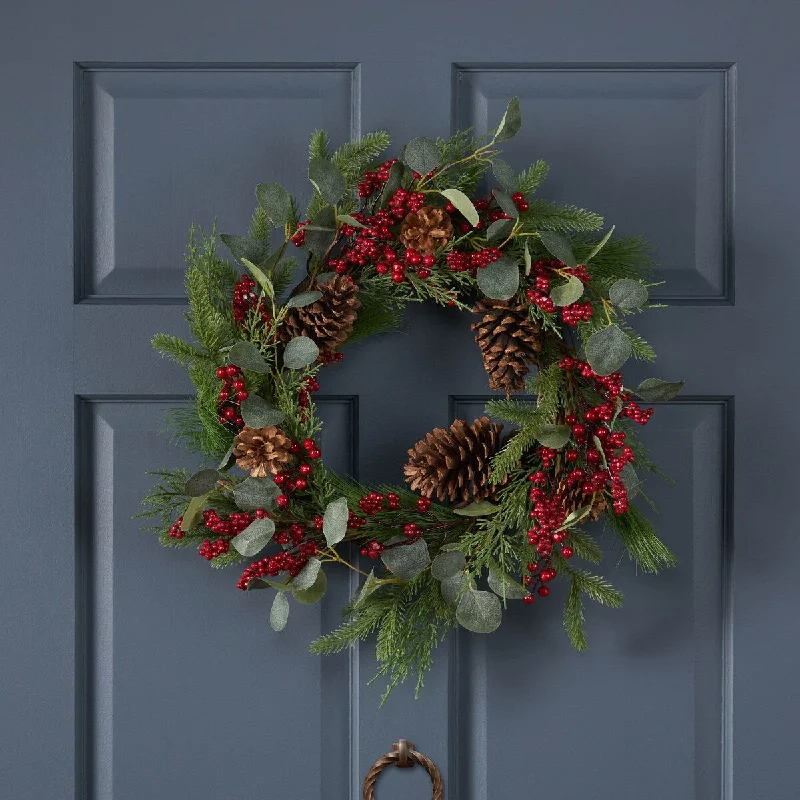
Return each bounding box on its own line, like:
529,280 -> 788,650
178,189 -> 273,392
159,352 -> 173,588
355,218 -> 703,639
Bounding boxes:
199,538 -> 230,560
203,508 -> 264,536
216,364 -> 247,430
446,247 -> 503,274
526,259 -> 593,319
232,274 -> 270,326
168,516 -> 184,538
236,551 -> 308,590
360,540 -> 385,559
357,158 -> 399,197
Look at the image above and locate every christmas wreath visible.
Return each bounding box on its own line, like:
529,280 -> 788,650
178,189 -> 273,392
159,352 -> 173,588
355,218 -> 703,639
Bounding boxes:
140,98 -> 684,697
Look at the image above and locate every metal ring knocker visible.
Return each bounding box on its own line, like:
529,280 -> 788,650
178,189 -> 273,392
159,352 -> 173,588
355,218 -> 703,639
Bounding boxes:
363,740 -> 444,800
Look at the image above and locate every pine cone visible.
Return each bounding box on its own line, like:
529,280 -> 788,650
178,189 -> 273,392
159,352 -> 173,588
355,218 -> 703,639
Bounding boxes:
233,425 -> 293,478
403,416 -> 508,506
280,275 -> 360,355
471,299 -> 542,393
558,477 -> 608,521
399,205 -> 454,255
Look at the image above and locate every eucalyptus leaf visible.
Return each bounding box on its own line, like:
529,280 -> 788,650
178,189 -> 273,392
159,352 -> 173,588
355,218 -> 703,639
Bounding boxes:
292,569 -> 327,604
452,500 -> 500,517
285,291 -> 323,309
293,557 -> 322,591
233,477 -> 281,512
562,506 -> 592,527
269,591 -> 290,632
493,97 -> 522,143
492,189 -> 518,219
456,589 -> 502,633
439,188 -> 479,227
220,234 -> 267,266
486,218 -> 514,245
283,336 -> 319,370
180,494 -> 207,531
584,225 -> 615,262
218,445 -> 235,471
308,157 -> 346,205
535,423 -> 571,449
240,395 -> 285,428
609,279 -> 648,310
315,271 -> 337,285
378,161 -> 404,207
634,377 -> 685,402
523,241 -> 532,275
232,517 -> 275,557
381,538 -> 430,581
538,231 -> 577,268
621,463 -> 641,498
322,497 -> 348,547
247,577 -> 290,592
240,257 -> 274,297
585,324 -> 632,376
592,435 -> 609,469
354,570 -> 382,608
228,341 -> 270,374
304,207 -> 337,257
403,136 -> 440,175
550,275 -> 584,307
336,214 -> 367,229
431,551 -> 467,580
256,182 -> 292,227
184,469 -> 219,497
440,572 -> 470,606
492,158 -> 517,192
476,255 -> 520,300
487,570 -> 528,600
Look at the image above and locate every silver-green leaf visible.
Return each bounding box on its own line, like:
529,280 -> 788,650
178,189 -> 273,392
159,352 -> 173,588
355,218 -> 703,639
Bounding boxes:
256,182 -> 293,227
476,256 -> 520,300
381,538 -> 430,581
585,324 -> 632,376
233,517 -> 276,557
403,136 -> 440,175
322,497 -> 348,547
535,423 -> 572,449
285,291 -> 323,309
180,494 -> 208,531
440,573 -> 471,606
283,336 -> 319,370
229,341 -> 270,374
439,188 -> 479,227
184,469 -> 219,497
292,569 -> 327,604
452,500 -> 500,517
492,158 -> 517,192
240,395 -> 285,428
336,214 -> 367,229
293,557 -> 322,591
634,378 -> 685,402
609,278 -> 648,310
550,275 -> 584,307
493,97 -> 522,143
486,217 -> 514,245
492,189 -> 518,219
269,591 -> 290,631
584,225 -> 615,262
538,230 -> 577,269
487,570 -> 528,600
456,589 -> 502,633
621,463 -> 642,498
431,551 -> 467,580
233,477 -> 281,512
308,157 -> 346,205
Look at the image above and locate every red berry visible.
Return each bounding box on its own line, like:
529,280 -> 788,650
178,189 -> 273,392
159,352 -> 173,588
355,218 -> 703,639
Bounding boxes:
276,495 -> 289,507
299,463 -> 312,475
308,449 -> 322,460
523,595 -> 534,605
561,546 -> 574,559
537,585 -> 550,597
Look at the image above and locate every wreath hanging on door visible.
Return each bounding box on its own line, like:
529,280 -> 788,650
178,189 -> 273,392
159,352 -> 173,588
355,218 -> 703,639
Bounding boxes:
140,98 -> 683,698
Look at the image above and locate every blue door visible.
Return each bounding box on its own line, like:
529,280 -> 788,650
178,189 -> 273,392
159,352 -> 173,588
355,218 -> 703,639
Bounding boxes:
2,3 -> 797,799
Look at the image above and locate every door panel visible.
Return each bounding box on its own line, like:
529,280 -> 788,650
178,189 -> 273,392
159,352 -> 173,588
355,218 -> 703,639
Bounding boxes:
3,2 -> 799,799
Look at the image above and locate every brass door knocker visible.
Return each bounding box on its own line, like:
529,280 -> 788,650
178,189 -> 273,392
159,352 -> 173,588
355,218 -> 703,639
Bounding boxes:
363,740 -> 443,799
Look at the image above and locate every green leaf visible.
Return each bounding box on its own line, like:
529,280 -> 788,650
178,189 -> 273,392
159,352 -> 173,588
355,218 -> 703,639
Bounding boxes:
538,230 -> 577,268
220,234 -> 267,266
322,497 -> 348,547
256,182 -> 292,227
523,241 -> 532,275
218,445 -> 235,471
304,207 -> 337,257
440,572 -> 470,606
184,469 -> 219,497
486,217 -> 514,245
550,275 -> 584,307
180,494 -> 207,531
233,477 -> 280,512
292,569 -> 327,604
585,324 -> 632,376
476,255 -> 520,300
247,577 -> 290,592
285,291 -> 322,309
564,576 -> 588,650
456,589 -> 502,633
487,569 -> 528,600
621,463 -> 641,498
378,161 -> 404,208
336,214 -> 367,229
492,158 -> 517,192
232,517 -> 275,557
354,569 -> 382,608
584,225 -> 615,262
609,278 -> 648,310
269,591 -> 290,631
240,257 -> 274,297
492,189 -> 518,219
439,188 -> 479,226
315,271 -> 336,285
228,341 -> 270,374
634,378 -> 685,402
452,500 -> 500,517
535,423 -> 571,449
403,136 -> 441,175
240,395 -> 285,428
381,538 -> 430,581
308,157 -> 346,205
283,336 -> 319,370
293,557 -> 322,591
562,506 -> 592,528
431,551 -> 466,580
493,97 -> 522,143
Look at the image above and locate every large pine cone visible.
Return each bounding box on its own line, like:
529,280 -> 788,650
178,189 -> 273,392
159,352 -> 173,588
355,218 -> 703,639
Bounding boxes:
558,477 -> 608,521
280,275 -> 360,354
233,425 -> 293,478
399,205 -> 454,255
471,299 -> 543,393
403,416 -> 508,506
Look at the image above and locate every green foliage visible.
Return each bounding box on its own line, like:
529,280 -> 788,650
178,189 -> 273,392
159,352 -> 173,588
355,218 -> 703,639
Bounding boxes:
249,205 -> 272,243
516,160 -> 550,195
428,129 -> 490,194
152,334 -> 209,367
520,200 -> 604,233
565,529 -> 604,564
138,468 -> 192,534
574,235 -> 654,282
308,129 -> 331,162
333,132 -> 391,185
346,286 -> 404,344
485,397 -> 540,427
604,504 -> 677,573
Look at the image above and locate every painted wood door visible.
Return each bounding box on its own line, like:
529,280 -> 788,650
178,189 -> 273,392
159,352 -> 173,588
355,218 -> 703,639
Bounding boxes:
2,2 -> 798,799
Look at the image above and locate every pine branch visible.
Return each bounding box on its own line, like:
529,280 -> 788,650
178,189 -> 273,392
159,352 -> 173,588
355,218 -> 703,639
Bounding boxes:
576,235 -> 654,281
308,129 -> 331,162
249,205 -> 272,242
604,504 -> 677,573
332,132 -> 391,187
346,287 -> 404,344
484,398 -> 540,427
517,160 -> 550,195
152,334 -> 210,367
566,529 -> 604,564
521,200 -> 604,233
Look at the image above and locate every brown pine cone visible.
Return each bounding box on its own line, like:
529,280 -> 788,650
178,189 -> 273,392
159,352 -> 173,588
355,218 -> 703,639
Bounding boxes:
232,425 -> 293,478
558,477 -> 608,521
399,205 -> 454,255
280,275 -> 360,355
471,299 -> 543,393
403,416 -> 508,506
